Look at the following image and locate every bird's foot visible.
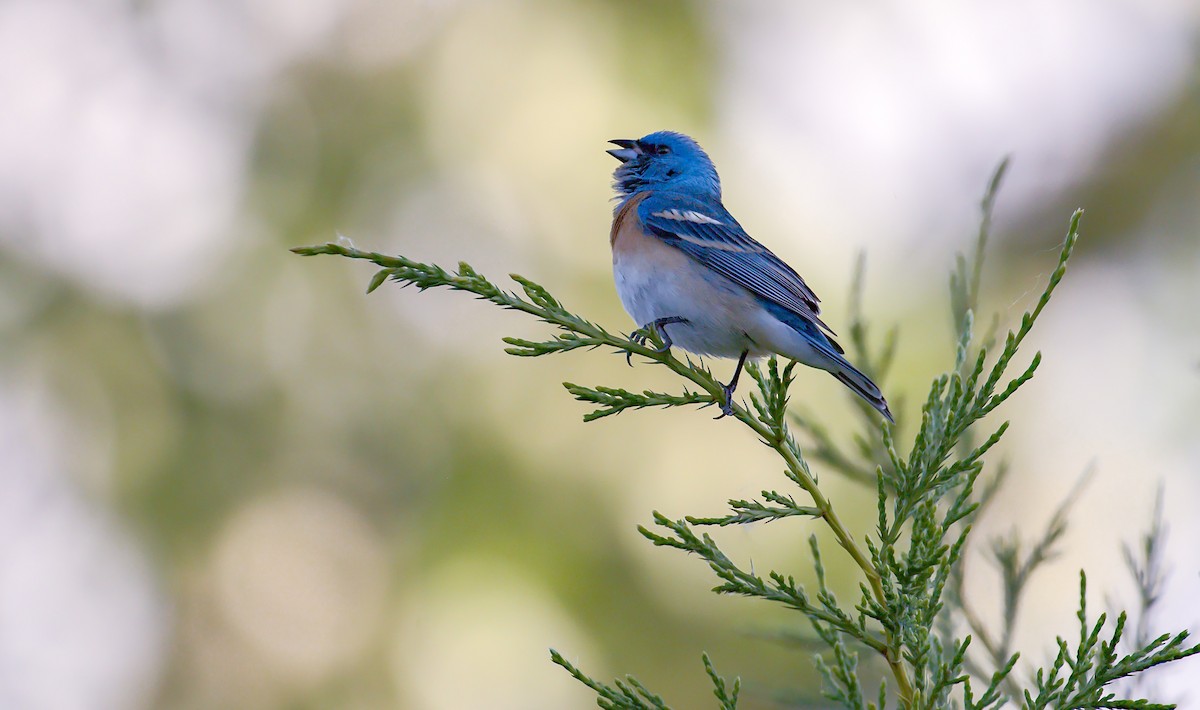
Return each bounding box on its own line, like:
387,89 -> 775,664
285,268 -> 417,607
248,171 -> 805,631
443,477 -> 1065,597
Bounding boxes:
713,349 -> 750,419
626,316 -> 689,365
714,383 -> 737,419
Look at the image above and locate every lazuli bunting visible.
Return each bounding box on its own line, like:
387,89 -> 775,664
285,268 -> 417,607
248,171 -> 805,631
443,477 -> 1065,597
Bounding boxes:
607,131 -> 893,422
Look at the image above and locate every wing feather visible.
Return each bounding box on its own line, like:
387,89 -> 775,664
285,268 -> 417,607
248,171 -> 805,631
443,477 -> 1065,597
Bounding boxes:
638,193 -> 835,337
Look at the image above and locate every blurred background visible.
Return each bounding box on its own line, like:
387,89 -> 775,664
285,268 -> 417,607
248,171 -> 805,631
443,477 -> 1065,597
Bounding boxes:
0,0 -> 1197,708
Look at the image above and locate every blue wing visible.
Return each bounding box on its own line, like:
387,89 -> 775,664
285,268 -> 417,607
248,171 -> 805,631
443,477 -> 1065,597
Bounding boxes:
637,192 -> 840,346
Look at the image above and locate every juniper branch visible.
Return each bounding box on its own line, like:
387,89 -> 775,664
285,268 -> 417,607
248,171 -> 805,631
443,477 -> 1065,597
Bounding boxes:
550,650 -> 671,710
291,242 -> 734,416
293,203 -> 1199,709
293,239 -> 915,701
1023,574 -> 1200,709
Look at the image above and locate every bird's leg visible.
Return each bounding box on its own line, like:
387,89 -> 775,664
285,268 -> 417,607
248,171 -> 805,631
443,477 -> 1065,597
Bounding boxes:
626,316 -> 689,365
715,349 -> 750,418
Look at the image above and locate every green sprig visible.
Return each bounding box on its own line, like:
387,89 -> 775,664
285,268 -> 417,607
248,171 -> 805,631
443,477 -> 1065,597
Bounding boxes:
294,179 -> 1198,708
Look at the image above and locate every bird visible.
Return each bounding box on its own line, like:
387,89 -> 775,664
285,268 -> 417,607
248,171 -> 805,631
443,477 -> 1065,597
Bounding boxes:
606,130 -> 893,422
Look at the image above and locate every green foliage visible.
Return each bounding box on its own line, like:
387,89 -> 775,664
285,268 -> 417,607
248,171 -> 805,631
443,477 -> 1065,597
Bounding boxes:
551,650 -> 671,710
293,174 -> 1199,707
1022,573 -> 1198,710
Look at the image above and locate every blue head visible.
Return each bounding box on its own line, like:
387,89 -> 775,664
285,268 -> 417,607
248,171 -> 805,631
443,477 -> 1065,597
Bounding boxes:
607,131 -> 721,199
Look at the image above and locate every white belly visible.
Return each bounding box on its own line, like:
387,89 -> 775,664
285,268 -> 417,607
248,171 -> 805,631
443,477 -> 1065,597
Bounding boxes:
613,250 -> 762,359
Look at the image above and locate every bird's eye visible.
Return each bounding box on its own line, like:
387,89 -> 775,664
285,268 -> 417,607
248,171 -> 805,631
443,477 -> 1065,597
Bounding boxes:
656,145 -> 671,155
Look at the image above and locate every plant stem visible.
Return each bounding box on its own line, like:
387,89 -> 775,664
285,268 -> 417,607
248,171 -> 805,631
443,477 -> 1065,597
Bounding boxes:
294,241 -> 916,704
739,412 -> 914,705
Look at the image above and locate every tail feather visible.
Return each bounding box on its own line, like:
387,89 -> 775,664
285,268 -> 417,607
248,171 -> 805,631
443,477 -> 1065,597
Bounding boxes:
757,299 -> 894,422
831,365 -> 894,423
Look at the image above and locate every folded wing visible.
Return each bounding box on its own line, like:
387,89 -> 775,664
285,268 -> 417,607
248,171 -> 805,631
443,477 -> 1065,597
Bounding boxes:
637,192 -> 839,347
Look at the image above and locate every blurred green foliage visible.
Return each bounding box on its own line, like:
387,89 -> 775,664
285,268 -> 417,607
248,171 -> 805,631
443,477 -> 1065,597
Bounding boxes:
1,1 -> 1197,708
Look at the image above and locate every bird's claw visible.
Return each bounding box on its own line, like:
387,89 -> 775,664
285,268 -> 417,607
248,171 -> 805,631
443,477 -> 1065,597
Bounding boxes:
626,317 -> 688,365
625,329 -> 663,365
714,350 -> 749,420
713,385 -> 736,419
626,331 -> 647,366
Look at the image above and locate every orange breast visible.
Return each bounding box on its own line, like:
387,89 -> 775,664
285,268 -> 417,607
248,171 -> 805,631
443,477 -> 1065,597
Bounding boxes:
610,192 -> 649,247
609,192 -> 693,270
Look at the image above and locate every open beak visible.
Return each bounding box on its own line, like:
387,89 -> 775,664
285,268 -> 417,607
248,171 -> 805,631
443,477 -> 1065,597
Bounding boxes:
606,138 -> 641,163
